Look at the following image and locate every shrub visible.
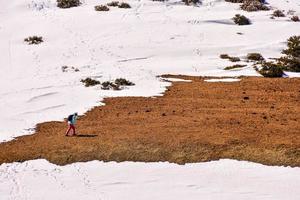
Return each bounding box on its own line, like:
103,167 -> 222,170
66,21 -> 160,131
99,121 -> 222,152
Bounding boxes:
247,53 -> 264,61
81,78 -> 100,87
107,1 -> 119,6
257,62 -> 284,77
240,0 -> 269,12
229,57 -> 241,62
225,0 -> 243,3
224,64 -> 247,70
291,16 -> 300,22
24,36 -> 43,45
118,2 -> 131,8
115,78 -> 135,86
182,0 -> 201,5
233,14 -> 251,25
278,35 -> 300,72
95,5 -> 109,11
272,10 -> 285,17
220,54 -> 230,59
57,0 -> 81,8
101,78 -> 135,90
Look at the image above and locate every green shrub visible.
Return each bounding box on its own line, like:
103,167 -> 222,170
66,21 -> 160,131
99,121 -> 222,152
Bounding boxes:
277,36 -> 300,72
224,64 -> 247,70
257,62 -> 284,77
95,5 -> 109,11
24,36 -> 43,45
291,16 -> 300,22
118,2 -> 131,8
229,56 -> 241,62
272,10 -> 285,17
107,1 -> 119,6
233,14 -> 251,25
101,78 -> 135,90
57,0 -> 81,8
81,78 -> 100,87
247,53 -> 264,61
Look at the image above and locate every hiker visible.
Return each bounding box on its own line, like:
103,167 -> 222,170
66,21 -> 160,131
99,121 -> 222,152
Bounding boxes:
65,112 -> 78,136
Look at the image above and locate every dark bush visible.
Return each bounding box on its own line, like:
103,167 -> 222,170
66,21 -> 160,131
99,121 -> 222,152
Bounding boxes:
95,5 -> 109,11
101,78 -> 135,90
224,64 -> 247,70
57,0 -> 81,8
220,54 -> 230,59
272,10 -> 285,17
115,78 -> 135,86
225,0 -> 243,3
118,2 -> 131,8
229,57 -> 241,62
182,0 -> 201,6
24,36 -> 43,45
81,78 -> 100,87
233,14 -> 251,25
278,36 -> 300,72
257,62 -> 284,77
107,1 -> 119,6
240,0 -> 269,12
291,16 -> 300,22
247,53 -> 264,61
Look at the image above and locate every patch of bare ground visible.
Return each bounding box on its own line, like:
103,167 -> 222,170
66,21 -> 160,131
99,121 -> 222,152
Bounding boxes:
0,76 -> 299,166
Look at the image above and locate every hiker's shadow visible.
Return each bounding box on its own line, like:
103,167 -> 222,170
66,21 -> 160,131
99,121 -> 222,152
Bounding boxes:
76,134 -> 98,138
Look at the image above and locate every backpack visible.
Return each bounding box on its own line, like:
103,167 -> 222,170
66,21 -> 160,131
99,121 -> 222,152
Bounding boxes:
67,114 -> 73,122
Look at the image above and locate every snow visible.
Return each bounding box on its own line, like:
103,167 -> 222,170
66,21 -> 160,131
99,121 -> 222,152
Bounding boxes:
0,159 -> 299,200
1,0 -> 300,142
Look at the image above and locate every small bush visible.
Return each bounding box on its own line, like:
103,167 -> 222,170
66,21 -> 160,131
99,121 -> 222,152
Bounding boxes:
233,14 -> 251,25
240,0 -> 269,12
272,10 -> 285,17
220,54 -> 230,59
229,57 -> 241,62
118,2 -> 131,8
225,0 -> 243,3
282,36 -> 300,58
247,53 -> 264,61
101,78 -> 135,90
291,16 -> 300,22
224,64 -> 247,70
24,36 -> 43,45
115,78 -> 135,86
107,1 -> 119,6
257,62 -> 284,77
278,35 -> 300,72
95,5 -> 109,11
182,0 -> 201,5
57,0 -> 81,8
81,78 -> 100,87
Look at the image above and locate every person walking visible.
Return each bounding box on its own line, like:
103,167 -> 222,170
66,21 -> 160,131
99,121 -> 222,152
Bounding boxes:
65,112 -> 78,136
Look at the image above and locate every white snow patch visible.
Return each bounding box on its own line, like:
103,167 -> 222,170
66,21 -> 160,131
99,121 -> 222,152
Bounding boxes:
0,159 -> 299,200
204,78 -> 241,82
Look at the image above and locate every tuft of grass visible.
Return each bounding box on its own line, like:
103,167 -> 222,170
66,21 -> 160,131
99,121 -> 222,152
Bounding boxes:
224,64 -> 247,70
233,14 -> 251,25
81,78 -> 100,87
57,0 -> 81,8
95,5 -> 110,11
24,36 -> 43,45
118,2 -> 131,8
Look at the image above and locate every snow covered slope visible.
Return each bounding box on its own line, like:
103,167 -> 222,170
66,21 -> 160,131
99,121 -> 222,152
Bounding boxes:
1,159 -> 300,200
1,0 -> 299,141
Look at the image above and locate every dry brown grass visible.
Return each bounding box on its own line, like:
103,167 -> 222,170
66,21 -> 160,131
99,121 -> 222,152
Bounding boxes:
0,76 -> 299,166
